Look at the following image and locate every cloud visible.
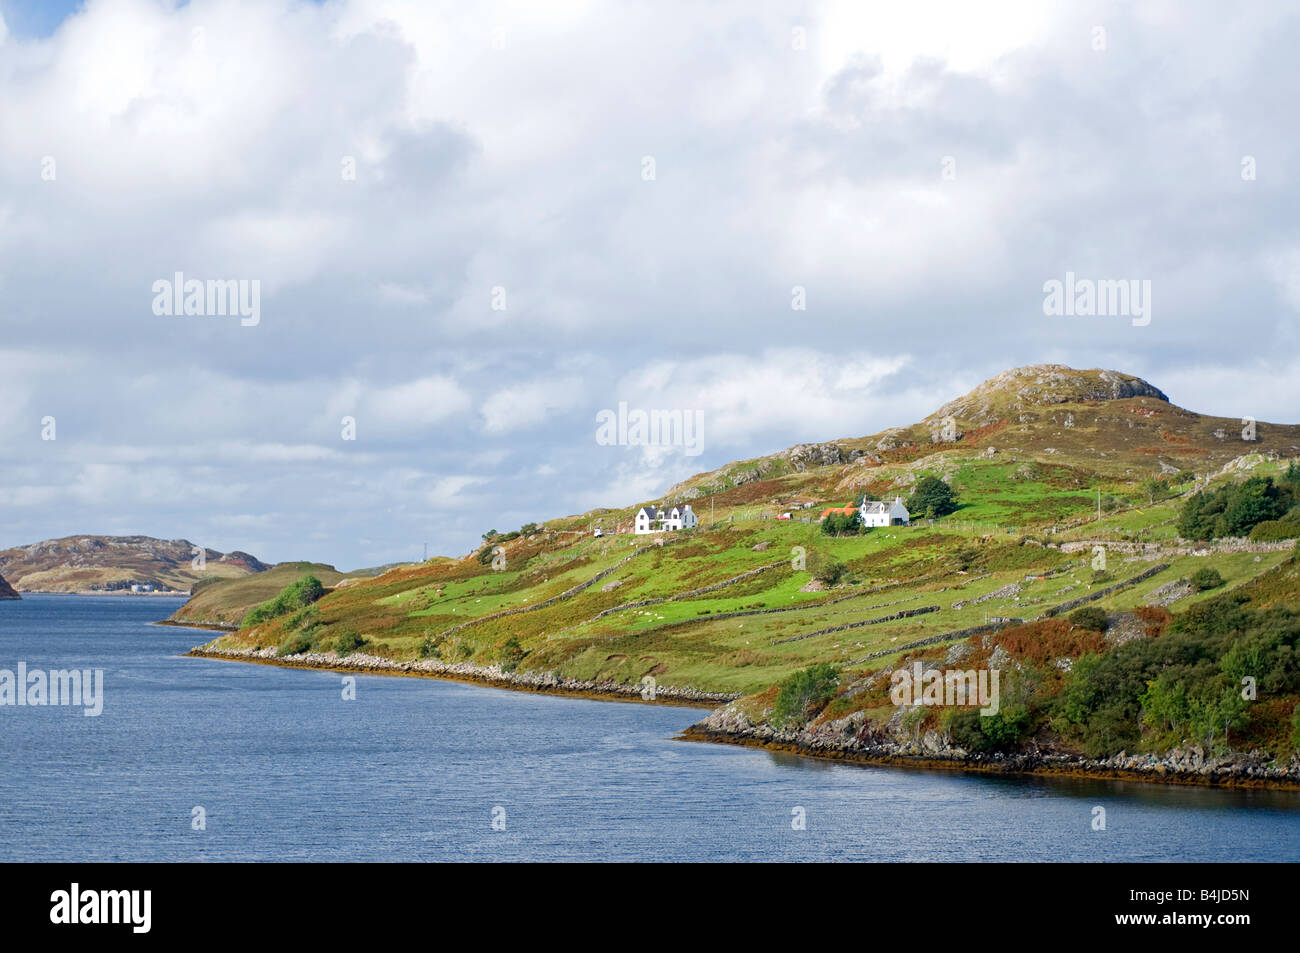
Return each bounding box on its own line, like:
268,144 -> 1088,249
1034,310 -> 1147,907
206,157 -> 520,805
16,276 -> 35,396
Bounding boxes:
481,376 -> 584,433
1,0 -> 1298,566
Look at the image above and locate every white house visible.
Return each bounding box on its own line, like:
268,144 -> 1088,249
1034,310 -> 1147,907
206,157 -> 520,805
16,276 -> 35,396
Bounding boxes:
634,503 -> 698,534
860,497 -> 910,527
661,503 -> 698,531
634,506 -> 659,534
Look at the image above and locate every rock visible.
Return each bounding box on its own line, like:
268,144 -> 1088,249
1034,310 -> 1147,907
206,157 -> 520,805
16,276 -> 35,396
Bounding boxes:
783,443 -> 846,470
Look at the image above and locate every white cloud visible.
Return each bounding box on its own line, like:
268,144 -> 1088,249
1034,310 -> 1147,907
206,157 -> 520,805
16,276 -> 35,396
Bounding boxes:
1,1 -> 1297,566
481,376 -> 583,433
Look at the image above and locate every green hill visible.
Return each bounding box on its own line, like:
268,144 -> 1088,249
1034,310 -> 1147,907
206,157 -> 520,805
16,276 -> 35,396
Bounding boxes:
167,561 -> 393,627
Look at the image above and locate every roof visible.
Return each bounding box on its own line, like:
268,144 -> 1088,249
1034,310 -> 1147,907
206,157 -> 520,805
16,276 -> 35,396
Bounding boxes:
636,506 -> 658,519
819,505 -> 857,519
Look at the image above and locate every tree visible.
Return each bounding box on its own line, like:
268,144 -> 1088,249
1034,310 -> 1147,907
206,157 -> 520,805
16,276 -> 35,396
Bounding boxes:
906,476 -> 958,519
1177,476 -> 1293,540
820,512 -> 862,536
1139,476 -> 1166,506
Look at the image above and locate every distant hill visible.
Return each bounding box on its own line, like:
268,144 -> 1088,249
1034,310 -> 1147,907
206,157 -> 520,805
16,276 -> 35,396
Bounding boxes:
0,536 -> 268,594
0,572 -> 18,600
167,561 -> 398,627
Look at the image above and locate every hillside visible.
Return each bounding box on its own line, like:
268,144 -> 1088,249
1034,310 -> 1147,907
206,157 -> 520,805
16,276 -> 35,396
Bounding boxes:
167,561 -> 402,627
0,536 -> 268,594
0,572 -> 18,600
183,364 -> 1300,783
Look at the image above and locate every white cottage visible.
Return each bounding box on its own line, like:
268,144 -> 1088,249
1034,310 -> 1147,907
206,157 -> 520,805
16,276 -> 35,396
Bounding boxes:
634,505 -> 659,534
634,503 -> 698,534
860,497 -> 910,527
661,503 -> 698,531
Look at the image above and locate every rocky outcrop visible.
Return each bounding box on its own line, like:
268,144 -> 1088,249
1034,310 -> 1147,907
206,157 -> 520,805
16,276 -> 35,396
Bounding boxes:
0,572 -> 19,600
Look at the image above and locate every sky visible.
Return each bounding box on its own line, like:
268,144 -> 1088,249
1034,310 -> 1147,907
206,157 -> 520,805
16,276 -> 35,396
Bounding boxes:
1,0 -> 1298,569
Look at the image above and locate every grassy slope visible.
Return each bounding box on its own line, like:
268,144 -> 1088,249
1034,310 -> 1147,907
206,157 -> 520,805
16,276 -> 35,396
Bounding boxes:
193,454 -> 1297,696
168,561 -> 394,625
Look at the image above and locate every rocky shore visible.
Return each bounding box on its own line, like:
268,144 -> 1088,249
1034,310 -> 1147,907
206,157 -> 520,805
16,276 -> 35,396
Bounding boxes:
186,644 -> 738,707
685,701 -> 1300,790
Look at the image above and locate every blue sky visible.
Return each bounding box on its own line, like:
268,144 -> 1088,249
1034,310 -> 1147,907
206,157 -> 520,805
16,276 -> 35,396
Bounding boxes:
2,1 -> 1298,569
1,1 -> 86,37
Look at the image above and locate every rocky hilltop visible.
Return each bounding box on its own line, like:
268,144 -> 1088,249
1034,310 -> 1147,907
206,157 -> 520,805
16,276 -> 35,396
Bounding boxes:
0,536 -> 268,594
661,364 -> 1300,503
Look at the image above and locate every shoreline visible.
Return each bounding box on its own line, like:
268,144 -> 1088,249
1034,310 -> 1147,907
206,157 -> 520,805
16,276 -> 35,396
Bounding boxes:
679,726 -> 1300,791
15,589 -> 189,598
185,644 -> 736,708
156,618 -> 238,632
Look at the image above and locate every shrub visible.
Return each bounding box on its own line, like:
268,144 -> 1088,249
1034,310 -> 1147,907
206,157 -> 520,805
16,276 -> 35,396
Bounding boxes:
499,637 -> 526,672
276,632 -> 315,657
332,628 -> 366,657
1068,607 -> 1109,632
1249,512 -> 1300,542
944,705 -> 1033,752
1189,567 -> 1225,591
813,559 -> 848,587
244,575 -> 326,627
772,663 -> 839,726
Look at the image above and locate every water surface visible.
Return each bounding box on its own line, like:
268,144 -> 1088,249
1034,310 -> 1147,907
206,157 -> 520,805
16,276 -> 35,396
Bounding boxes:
1,594 -> 1296,861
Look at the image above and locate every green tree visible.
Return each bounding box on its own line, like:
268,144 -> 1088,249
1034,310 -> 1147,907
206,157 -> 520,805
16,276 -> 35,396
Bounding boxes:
906,476 -> 959,519
820,512 -> 862,536
1139,476 -> 1166,505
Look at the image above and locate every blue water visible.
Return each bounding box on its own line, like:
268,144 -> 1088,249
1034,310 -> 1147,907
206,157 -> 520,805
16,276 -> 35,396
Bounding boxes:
0,594 -> 1297,861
